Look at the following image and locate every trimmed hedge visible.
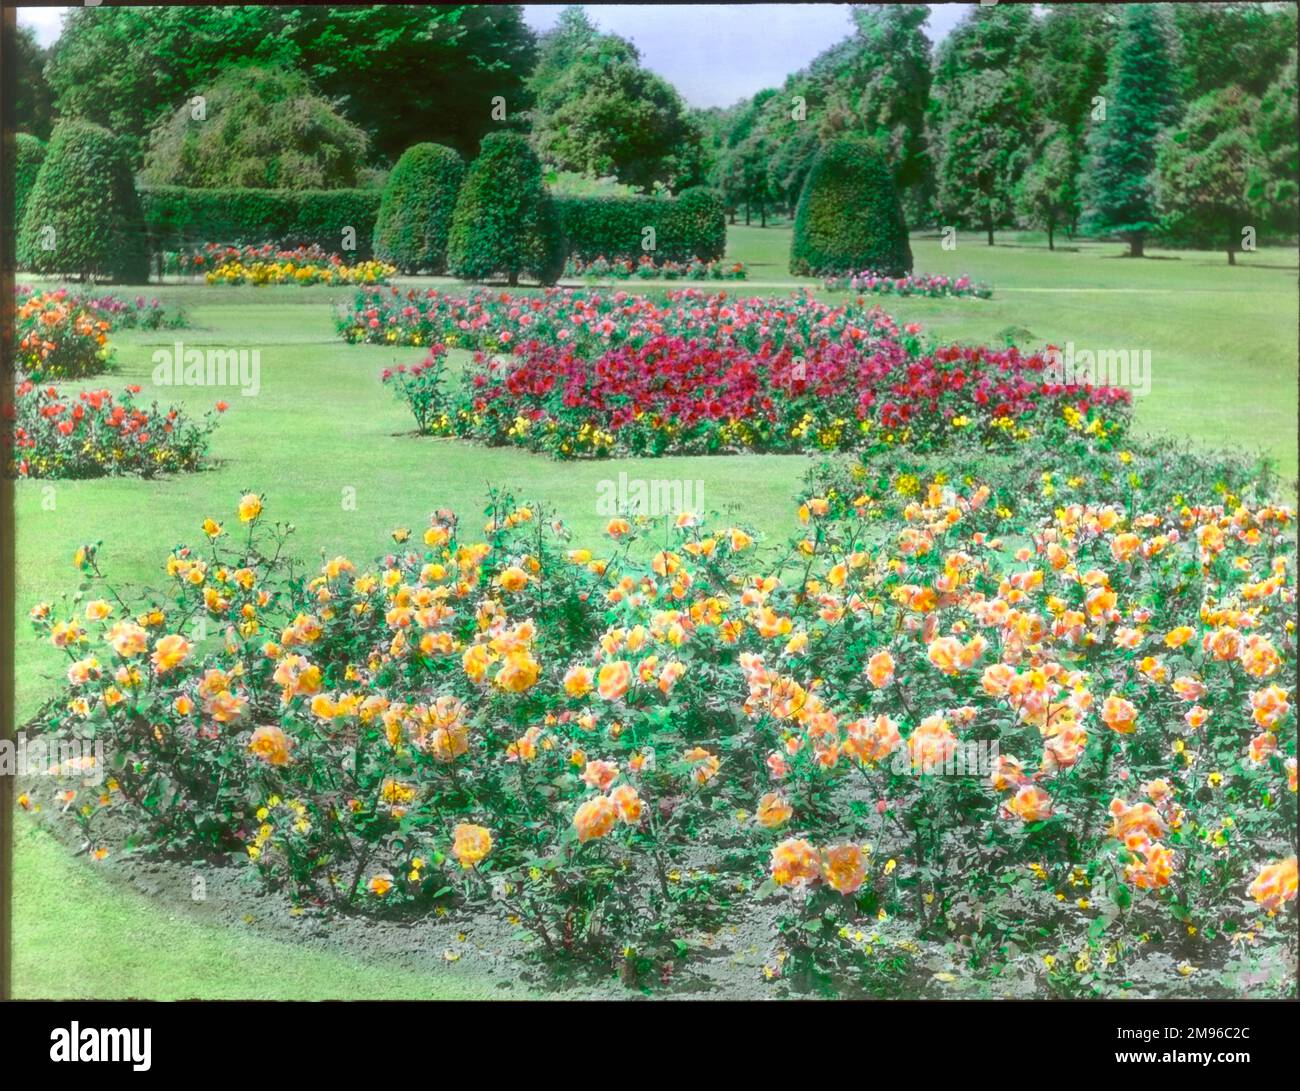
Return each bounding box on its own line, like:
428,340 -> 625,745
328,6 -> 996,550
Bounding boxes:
18,121 -> 149,283
556,187 -> 726,263
15,133 -> 47,231
448,132 -> 565,286
790,139 -> 912,277
372,143 -> 465,274
142,187 -> 381,259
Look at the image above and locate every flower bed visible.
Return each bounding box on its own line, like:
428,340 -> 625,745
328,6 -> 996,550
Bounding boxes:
15,285 -> 184,331
453,338 -> 1129,458
6,381 -> 225,479
565,256 -> 748,281
820,271 -> 992,298
24,435 -> 1296,994
338,286 -> 907,353
15,289 -> 113,380
170,243 -> 395,286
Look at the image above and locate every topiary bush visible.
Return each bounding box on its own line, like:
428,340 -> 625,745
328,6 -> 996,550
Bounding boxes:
448,132 -> 565,286
371,143 -> 465,274
556,189 -> 726,263
140,65 -> 369,190
789,139 -> 912,277
15,133 -> 47,233
17,120 -> 149,283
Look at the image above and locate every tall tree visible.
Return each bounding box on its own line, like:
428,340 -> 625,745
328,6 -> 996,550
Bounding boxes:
931,3 -> 1038,244
11,24 -> 56,139
1015,124 -> 1081,250
45,5 -> 536,164
1156,85 -> 1262,263
809,5 -> 934,221
532,33 -> 702,193
1171,2 -> 1297,100
1250,49 -> 1299,236
1081,4 -> 1181,257
1036,4 -> 1116,134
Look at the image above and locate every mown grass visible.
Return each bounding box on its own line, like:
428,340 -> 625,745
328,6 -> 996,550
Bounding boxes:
11,225 -> 1297,997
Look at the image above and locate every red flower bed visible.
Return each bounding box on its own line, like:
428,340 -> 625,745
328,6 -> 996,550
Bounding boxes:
451,336 -> 1131,457
6,381 -> 225,479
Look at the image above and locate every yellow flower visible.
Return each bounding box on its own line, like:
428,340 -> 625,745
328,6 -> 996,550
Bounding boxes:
451,823 -> 492,869
238,493 -> 263,523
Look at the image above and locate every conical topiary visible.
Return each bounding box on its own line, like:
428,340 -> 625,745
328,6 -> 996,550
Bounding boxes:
789,138 -> 912,277
448,132 -> 565,286
372,142 -> 465,273
18,120 -> 149,282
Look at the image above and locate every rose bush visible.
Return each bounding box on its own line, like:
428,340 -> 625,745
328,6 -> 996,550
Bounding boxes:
6,382 -> 225,479
25,431 -> 1296,994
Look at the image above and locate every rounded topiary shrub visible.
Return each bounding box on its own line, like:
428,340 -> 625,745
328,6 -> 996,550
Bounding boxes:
372,143 -> 465,274
790,138 -> 912,277
448,132 -> 565,286
18,121 -> 149,283
15,132 -> 47,234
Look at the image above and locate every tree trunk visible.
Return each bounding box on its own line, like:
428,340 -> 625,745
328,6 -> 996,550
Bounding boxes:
1047,221 -> 1055,251
745,203 -> 751,226
1128,234 -> 1145,258
1227,247 -> 1236,265
760,202 -> 767,228
986,219 -> 994,246
508,271 -> 518,287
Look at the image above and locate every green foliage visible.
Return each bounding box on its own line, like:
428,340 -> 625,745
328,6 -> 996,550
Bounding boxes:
17,121 -> 149,283
448,132 -> 565,286
142,187 -> 381,258
45,5 -> 537,163
15,133 -> 48,231
556,189 -> 726,263
1251,50 -> 1299,236
140,66 -> 367,190
1171,1 -> 1297,100
1157,86 -> 1263,260
1082,5 -> 1181,253
789,138 -> 912,276
13,25 -> 55,140
1035,4 -> 1114,135
705,5 -> 934,223
531,30 -> 703,194
1015,124 -> 1081,248
371,143 -> 465,274
931,3 -> 1038,243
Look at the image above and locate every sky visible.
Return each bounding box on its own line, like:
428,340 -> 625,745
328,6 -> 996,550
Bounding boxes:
19,4 -> 972,109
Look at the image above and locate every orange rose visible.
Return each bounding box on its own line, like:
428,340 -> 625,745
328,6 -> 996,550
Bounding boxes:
597,660 -> 631,701
821,843 -> 866,894
755,792 -> 793,829
573,795 -> 617,842
770,838 -> 820,887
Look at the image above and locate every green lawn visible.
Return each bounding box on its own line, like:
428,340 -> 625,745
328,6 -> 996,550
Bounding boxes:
12,225 -> 1298,997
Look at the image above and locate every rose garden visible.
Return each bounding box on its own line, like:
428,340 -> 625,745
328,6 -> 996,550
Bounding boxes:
6,4 -> 1297,999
